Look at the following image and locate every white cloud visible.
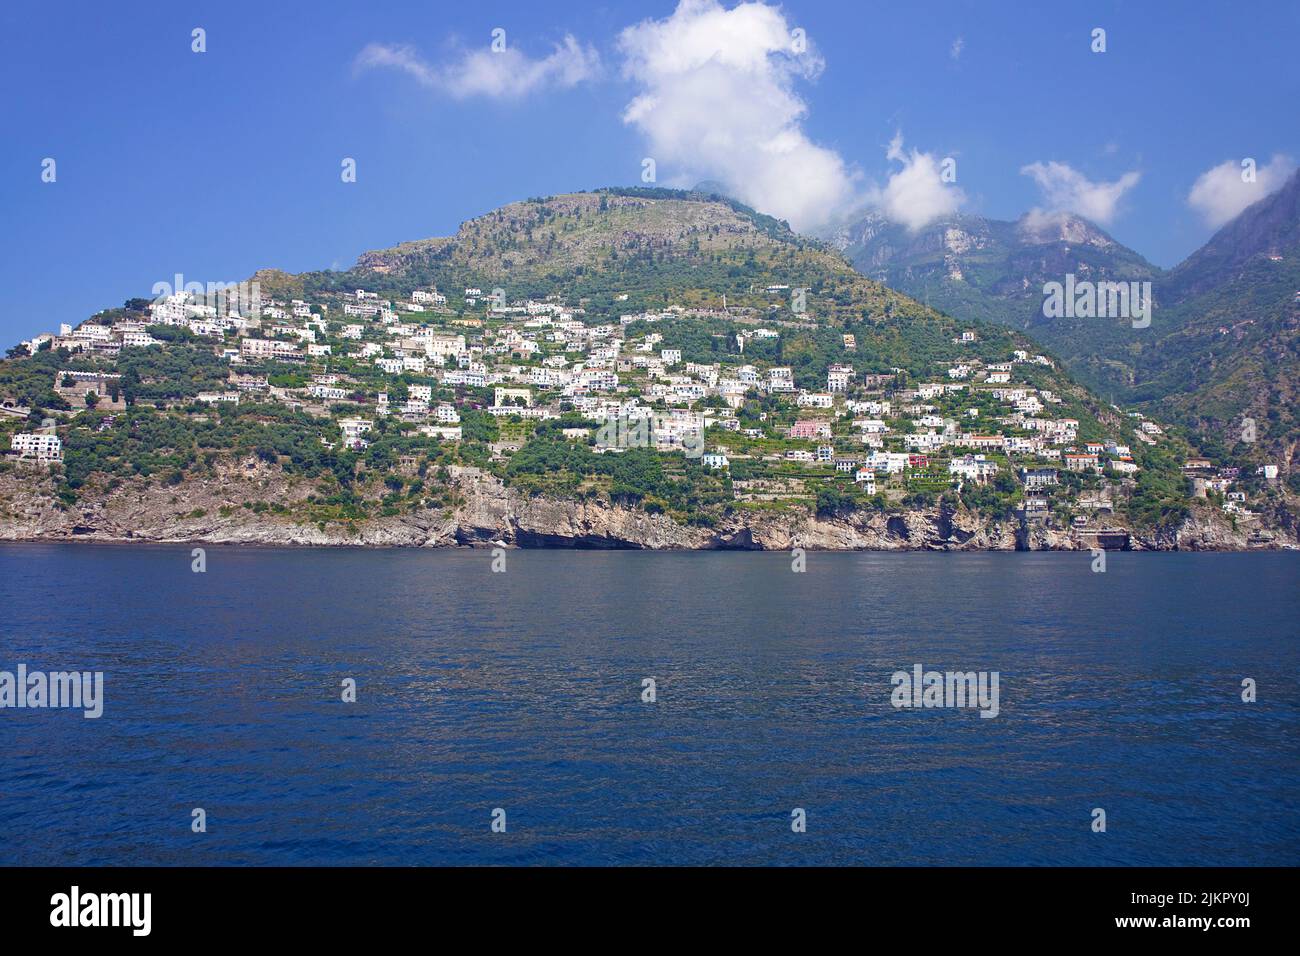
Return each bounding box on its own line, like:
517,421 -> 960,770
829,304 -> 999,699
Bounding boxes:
1186,154 -> 1297,229
355,35 -> 600,100
871,132 -> 964,231
1020,160 -> 1140,226
950,37 -> 964,61
617,0 -> 855,231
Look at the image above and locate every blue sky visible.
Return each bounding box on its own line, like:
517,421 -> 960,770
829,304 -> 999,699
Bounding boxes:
2,0 -> 1297,345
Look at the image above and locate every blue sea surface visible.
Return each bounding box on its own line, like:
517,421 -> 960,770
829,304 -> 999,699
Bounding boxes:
1,544 -> 1297,866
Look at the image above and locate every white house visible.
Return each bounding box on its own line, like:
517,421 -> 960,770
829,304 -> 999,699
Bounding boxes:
950,454 -> 999,483
338,418 -> 373,449
9,433 -> 62,461
797,392 -> 835,409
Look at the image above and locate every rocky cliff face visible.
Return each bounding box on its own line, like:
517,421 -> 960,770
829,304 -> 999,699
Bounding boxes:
2,466 -> 1291,551
1161,168 -> 1300,302
821,209 -> 1161,358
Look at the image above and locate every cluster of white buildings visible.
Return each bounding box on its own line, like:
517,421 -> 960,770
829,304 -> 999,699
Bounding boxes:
11,282 -> 1167,511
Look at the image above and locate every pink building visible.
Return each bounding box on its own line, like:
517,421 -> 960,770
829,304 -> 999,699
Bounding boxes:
788,420 -> 832,439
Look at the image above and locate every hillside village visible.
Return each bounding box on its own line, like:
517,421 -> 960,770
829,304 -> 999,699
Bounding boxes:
1,271 -> 1288,548
0,186 -> 1292,548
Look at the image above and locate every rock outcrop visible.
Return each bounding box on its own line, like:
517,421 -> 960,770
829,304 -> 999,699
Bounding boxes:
0,467 -> 1293,551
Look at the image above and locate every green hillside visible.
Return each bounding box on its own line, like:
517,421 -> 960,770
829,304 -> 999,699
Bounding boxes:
0,189 -> 1227,540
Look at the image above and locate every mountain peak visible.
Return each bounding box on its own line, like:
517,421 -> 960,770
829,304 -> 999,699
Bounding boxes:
1165,167 -> 1300,300
1015,210 -> 1116,249
352,188 -> 797,279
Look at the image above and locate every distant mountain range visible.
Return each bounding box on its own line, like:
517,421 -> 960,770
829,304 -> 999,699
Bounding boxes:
822,171 -> 1300,467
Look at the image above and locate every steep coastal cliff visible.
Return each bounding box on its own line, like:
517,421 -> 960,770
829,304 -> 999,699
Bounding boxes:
1,465 -> 1287,552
